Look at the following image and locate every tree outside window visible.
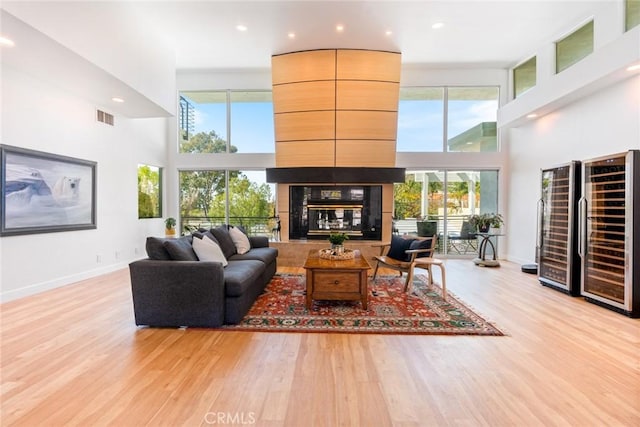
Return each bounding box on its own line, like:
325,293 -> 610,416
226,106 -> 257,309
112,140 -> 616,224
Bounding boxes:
138,164 -> 162,219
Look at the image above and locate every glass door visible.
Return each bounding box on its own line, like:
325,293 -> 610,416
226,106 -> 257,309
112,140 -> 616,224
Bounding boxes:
538,164 -> 577,292
581,155 -> 627,304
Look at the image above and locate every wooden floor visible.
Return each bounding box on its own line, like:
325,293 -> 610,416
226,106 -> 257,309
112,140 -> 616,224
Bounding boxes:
1,260 -> 639,426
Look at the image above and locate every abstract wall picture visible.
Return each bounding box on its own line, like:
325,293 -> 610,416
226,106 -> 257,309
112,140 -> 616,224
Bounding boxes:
1,145 -> 97,236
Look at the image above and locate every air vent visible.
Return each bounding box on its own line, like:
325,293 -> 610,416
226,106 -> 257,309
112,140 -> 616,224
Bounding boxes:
96,109 -> 114,126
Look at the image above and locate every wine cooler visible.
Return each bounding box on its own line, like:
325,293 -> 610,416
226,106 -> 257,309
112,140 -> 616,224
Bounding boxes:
579,150 -> 639,317
536,161 -> 581,295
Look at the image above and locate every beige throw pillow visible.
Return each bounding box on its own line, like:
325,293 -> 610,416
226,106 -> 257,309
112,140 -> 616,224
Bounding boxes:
192,235 -> 228,266
229,226 -> 251,254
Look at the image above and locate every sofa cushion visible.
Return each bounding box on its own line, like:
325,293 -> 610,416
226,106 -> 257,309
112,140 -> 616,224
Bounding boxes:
211,226 -> 237,259
163,237 -> 198,261
387,235 -> 415,262
192,235 -> 228,266
229,225 -> 251,254
223,260 -> 265,297
229,247 -> 278,265
146,237 -> 171,260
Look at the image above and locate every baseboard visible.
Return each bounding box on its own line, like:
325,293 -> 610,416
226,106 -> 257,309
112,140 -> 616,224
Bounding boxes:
0,262 -> 130,303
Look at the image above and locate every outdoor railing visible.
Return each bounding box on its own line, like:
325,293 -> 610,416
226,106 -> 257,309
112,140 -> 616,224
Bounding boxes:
180,216 -> 276,238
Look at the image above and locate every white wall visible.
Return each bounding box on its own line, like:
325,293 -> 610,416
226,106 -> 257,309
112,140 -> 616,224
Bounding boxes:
2,2 -> 177,115
0,64 -> 170,302
505,75 -> 640,264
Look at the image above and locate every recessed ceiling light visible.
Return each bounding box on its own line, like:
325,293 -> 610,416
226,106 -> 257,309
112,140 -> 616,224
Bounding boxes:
627,64 -> 640,71
288,32 -> 295,39
432,22 -> 445,29
336,24 -> 344,32
236,24 -> 248,32
527,113 -> 538,119
0,36 -> 15,47
112,97 -> 124,103
385,30 -> 393,36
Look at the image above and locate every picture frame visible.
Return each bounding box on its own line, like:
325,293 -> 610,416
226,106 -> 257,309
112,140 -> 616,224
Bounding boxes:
1,144 -> 97,236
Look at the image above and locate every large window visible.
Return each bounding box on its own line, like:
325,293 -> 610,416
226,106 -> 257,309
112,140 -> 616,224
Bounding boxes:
627,0 -> 640,31
556,21 -> 594,73
179,90 -> 274,154
179,169 -> 275,236
447,87 -> 499,152
397,86 -> 499,153
397,88 -> 444,152
513,56 -> 537,98
394,170 -> 499,255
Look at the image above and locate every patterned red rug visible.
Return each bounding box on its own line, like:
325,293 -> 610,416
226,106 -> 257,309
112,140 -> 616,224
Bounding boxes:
226,274 -> 504,335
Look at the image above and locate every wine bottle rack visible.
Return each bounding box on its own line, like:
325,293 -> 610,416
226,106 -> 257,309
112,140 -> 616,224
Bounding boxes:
581,150 -> 639,317
537,162 -> 580,294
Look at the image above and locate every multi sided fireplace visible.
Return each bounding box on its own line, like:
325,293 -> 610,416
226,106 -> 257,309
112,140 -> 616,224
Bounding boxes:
289,185 -> 382,240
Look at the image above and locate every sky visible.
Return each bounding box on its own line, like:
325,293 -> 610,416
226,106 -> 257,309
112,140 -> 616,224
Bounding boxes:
188,96 -> 497,153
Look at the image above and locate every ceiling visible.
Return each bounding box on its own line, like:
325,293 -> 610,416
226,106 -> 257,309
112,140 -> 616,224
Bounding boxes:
1,0 -> 614,70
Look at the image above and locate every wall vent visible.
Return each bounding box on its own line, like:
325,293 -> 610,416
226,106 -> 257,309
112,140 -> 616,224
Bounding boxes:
96,109 -> 114,126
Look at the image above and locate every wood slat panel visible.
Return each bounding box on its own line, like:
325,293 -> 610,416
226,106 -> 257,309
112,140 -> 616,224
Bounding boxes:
336,81 -> 399,111
273,81 -> 336,113
277,184 -> 290,213
382,183 -> 394,213
274,111 -> 335,142
335,140 -> 396,167
336,50 -> 401,82
336,111 -> 398,140
272,50 -> 336,85
276,141 -> 336,167
381,213 -> 393,242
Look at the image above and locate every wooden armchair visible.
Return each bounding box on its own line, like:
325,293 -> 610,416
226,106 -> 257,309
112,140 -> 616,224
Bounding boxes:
371,234 -> 438,292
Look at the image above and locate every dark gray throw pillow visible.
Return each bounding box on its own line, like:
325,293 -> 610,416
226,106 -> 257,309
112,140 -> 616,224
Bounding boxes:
211,226 -> 237,259
146,237 -> 171,260
163,237 -> 198,261
387,235 -> 415,262
409,238 -> 434,259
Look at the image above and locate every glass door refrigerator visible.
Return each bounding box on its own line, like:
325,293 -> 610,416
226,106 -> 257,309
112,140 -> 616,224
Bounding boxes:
537,161 -> 581,295
579,150 -> 639,317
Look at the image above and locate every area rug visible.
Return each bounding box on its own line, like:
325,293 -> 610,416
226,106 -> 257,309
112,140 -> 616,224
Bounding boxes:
225,274 -> 504,336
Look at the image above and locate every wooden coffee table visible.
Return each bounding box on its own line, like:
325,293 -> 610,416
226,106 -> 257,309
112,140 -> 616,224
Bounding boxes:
303,249 -> 371,309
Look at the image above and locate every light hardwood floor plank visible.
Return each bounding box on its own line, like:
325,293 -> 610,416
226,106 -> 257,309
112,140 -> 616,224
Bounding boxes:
1,260 -> 639,426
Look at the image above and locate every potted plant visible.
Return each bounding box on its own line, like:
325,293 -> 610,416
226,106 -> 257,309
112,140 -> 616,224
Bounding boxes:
468,213 -> 503,233
328,232 -> 349,253
164,217 -> 177,237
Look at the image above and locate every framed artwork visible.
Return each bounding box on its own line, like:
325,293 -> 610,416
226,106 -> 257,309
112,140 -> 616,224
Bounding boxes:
1,145 -> 97,236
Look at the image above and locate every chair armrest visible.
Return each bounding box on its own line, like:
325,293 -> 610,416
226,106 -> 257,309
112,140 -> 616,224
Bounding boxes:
371,242 -> 391,256
405,248 -> 433,262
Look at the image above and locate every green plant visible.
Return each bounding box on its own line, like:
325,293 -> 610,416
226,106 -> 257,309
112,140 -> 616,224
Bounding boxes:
468,213 -> 504,231
164,217 -> 177,229
328,232 -> 349,246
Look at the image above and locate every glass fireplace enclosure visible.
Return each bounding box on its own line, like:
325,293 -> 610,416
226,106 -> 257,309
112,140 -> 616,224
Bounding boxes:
289,186 -> 382,240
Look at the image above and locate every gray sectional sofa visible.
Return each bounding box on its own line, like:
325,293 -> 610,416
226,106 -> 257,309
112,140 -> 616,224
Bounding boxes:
128,225 -> 278,327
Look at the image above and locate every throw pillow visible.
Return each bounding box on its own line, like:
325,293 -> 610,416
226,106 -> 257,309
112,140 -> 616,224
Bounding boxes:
228,225 -> 251,255
145,237 -> 171,260
211,226 -> 237,259
387,235 -> 415,262
409,238 -> 434,259
163,237 -> 198,261
192,235 -> 228,266
192,230 -> 219,246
